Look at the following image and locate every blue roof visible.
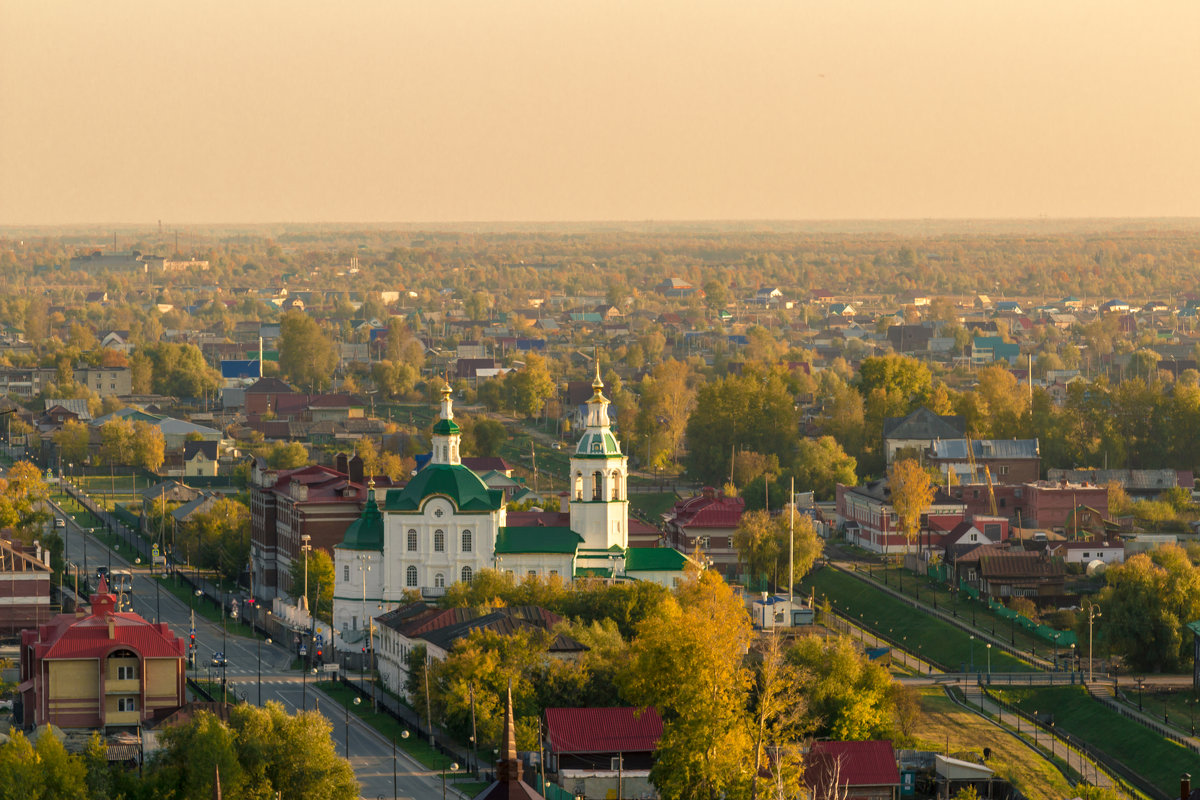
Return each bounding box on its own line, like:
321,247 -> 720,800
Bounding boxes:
221,360 -> 262,379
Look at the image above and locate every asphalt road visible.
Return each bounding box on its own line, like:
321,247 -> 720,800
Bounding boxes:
51,502 -> 470,800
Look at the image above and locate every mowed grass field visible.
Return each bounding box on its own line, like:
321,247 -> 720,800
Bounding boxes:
992,685 -> 1200,796
801,567 -> 1032,672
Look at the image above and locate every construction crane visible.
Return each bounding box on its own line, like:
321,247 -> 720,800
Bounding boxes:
983,465 -> 999,517
965,432 -> 979,484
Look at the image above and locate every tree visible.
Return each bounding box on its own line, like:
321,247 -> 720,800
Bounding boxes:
0,729 -> 88,800
371,360 -> 419,399
621,570 -> 755,799
1099,544 -> 1200,671
749,633 -> 807,800
734,507 -> 823,592
504,353 -> 556,419
466,418 -> 508,458
0,461 -> 51,540
131,420 -> 165,472
262,441 -> 309,469
789,635 -> 896,740
99,417 -> 134,467
889,458 -> 934,554
140,342 -> 222,398
734,511 -> 780,587
685,371 -> 797,486
790,436 -> 858,500
289,547 -> 335,622
183,498 -> 251,584
52,419 -> 90,465
279,311 -> 338,392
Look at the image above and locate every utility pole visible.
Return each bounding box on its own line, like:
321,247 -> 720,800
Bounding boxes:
788,476 -> 795,609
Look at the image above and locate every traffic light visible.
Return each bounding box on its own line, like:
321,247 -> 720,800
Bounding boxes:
316,648 -> 322,661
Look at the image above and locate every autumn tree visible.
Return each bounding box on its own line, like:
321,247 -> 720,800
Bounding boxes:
790,436 -> 858,500
504,353 -> 556,419
1099,544 -> 1200,671
621,570 -> 754,799
685,370 -> 797,486
279,311 -> 338,392
131,420 -> 165,472
183,498 -> 251,583
889,457 -> 934,555
52,419 -> 90,465
789,635 -> 897,740
750,634 -> 808,800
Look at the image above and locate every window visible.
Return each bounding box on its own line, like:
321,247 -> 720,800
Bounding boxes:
406,566 -> 418,587
528,570 -> 537,578
462,530 -> 472,553
434,572 -> 445,589
999,465 -> 1010,476
549,570 -> 558,577
574,472 -> 583,501
352,615 -> 358,630
700,536 -> 711,549
592,471 -> 603,501
343,565 -> 350,582
461,566 -> 473,584
117,697 -> 137,712
407,529 -> 417,551
116,665 -> 137,680
434,530 -> 445,552
611,470 -> 621,500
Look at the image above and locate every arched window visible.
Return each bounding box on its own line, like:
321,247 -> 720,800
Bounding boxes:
592,471 -> 603,501
611,470 -> 621,500
574,472 -> 583,501
434,529 -> 445,552
462,530 -> 473,553
461,566 -> 473,584
406,565 -> 418,587
407,529 -> 417,552
434,572 -> 445,589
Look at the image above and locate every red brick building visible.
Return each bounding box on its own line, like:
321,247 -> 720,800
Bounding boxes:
0,540 -> 51,635
945,480 -> 1108,531
663,488 -> 745,579
19,578 -> 185,730
250,454 -> 392,600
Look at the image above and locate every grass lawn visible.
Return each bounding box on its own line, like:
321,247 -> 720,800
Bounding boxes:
992,685 -> 1200,795
801,568 -> 1033,672
51,493 -> 106,529
629,491 -> 678,522
1140,688 -> 1200,737
315,681 -> 469,773
870,565 -> 1053,656
915,688 -> 1075,800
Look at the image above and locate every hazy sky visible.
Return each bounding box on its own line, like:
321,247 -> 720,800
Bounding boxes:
2,1 -> 1199,225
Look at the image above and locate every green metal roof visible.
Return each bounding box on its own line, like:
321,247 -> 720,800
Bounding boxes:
384,464 -> 503,513
432,418 -> 461,436
338,489 -> 384,551
495,526 -> 583,555
574,431 -> 622,458
625,547 -> 690,572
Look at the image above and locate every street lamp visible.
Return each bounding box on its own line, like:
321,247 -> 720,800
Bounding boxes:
986,643 -> 992,678
1086,603 -> 1102,684
257,636 -> 272,705
394,730 -> 410,800
300,534 -> 313,612
442,762 -> 460,800
969,635 -> 975,673
345,695 -> 362,757
1137,677 -> 1145,711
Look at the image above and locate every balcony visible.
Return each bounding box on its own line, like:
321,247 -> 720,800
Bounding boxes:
421,586 -> 447,598
105,679 -> 141,694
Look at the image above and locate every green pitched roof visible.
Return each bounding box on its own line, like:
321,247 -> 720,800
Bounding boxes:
384,464 -> 503,513
625,547 -> 690,572
339,489 -> 384,551
432,418 -> 461,435
574,430 -> 622,458
495,526 -> 583,555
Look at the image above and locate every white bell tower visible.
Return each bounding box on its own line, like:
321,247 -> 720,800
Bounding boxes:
568,363 -> 628,552
430,383 -> 461,466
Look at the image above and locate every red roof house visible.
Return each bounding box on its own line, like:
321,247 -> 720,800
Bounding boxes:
544,707 -> 663,800
664,488 -> 745,579
19,577 -> 185,730
806,740 -> 901,800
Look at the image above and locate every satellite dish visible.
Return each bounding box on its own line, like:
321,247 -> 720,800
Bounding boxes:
1085,559 -> 1106,576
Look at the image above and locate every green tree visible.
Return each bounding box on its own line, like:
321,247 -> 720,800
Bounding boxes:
184,498 -> 251,583
468,418 -> 508,458
140,342 -> 222,398
790,436 -> 858,500
789,635 -> 896,739
289,547 -> 335,622
1099,544 -> 1200,671
279,311 -> 338,392
685,370 -> 797,486
750,633 -> 807,800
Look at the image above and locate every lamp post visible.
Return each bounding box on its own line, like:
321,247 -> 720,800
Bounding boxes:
257,636 -> 272,705
1086,603 -> 1102,684
442,762 -> 460,800
986,642 -> 992,678
345,695 -> 361,757
395,730 -> 410,800
969,635 -> 975,673
1137,677 -> 1145,711
300,534 -> 313,612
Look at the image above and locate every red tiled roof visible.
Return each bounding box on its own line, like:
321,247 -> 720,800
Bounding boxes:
668,493 -> 745,530
806,741 -> 899,791
545,707 -> 663,754
33,590 -> 185,661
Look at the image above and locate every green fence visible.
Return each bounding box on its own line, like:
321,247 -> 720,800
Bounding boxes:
114,504 -> 140,530
954,579 -> 1078,647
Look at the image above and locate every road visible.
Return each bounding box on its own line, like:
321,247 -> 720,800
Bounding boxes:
52,501 -> 471,800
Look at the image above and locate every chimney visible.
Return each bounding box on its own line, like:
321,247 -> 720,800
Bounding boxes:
348,454 -> 364,485
1181,773 -> 1191,800
107,617 -> 115,639
335,453 -> 349,475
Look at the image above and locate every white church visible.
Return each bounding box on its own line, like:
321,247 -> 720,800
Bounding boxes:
331,371 -> 692,636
